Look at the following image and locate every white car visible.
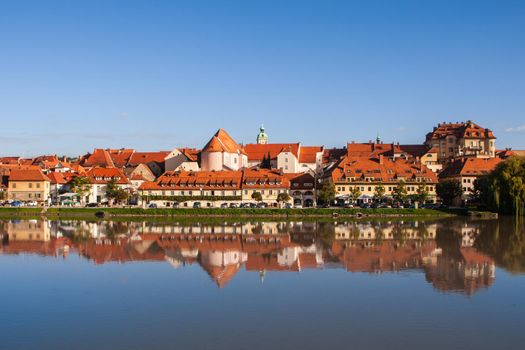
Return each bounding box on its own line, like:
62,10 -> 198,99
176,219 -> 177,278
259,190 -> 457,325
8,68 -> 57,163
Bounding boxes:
294,204 -> 303,209
26,201 -> 38,207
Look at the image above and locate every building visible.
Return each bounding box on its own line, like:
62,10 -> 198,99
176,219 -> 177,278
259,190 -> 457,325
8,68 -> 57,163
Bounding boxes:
439,157 -> 503,201
139,170 -> 243,208
241,169 -> 291,206
7,168 -> 51,203
244,143 -> 324,173
164,148 -> 200,172
425,120 -> 496,162
84,167 -> 130,204
47,172 -> 68,204
324,151 -> 438,204
256,125 -> 268,144
200,129 -> 248,171
285,172 -> 316,207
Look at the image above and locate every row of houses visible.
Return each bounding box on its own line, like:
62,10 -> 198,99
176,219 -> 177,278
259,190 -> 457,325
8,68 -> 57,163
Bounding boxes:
1,121 -> 523,206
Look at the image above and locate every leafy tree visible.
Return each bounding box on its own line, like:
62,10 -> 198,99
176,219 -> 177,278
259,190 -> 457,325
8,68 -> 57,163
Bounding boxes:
349,186 -> 361,203
416,183 -> 429,204
106,178 -> 119,202
479,157 -> 525,216
114,188 -> 129,204
436,179 -> 463,206
251,191 -> 263,202
392,181 -> 408,203
261,152 -> 272,169
277,192 -> 291,207
0,190 -> 5,200
373,185 -> 386,203
71,176 -> 91,204
318,182 -> 336,205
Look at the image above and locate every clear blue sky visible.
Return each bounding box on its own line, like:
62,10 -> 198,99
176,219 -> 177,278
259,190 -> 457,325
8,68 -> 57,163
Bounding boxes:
1,0 -> 524,157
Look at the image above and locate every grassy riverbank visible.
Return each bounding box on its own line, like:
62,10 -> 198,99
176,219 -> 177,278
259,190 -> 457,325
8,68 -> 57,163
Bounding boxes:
0,206 -> 467,219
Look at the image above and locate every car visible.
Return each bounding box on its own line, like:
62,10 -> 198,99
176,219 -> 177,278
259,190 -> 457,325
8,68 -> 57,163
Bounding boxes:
10,200 -> 22,207
147,203 -> 158,208
344,203 -> 355,208
360,203 -> 371,209
193,202 -> 202,209
257,202 -> 267,208
294,204 -> 303,209
284,203 -> 292,209
26,201 -> 38,207
85,202 -> 98,208
220,203 -> 229,209
249,203 -> 257,208
172,202 -> 180,208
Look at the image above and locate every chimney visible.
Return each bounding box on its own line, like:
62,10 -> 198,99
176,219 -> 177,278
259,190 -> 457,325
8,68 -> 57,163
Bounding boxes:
379,154 -> 384,165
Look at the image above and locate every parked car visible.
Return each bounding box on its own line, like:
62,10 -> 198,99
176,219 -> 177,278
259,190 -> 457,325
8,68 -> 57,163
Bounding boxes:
147,203 -> 157,208
344,203 -> 355,208
220,203 -> 229,209
284,203 -> 292,209
10,201 -> 22,207
360,203 -> 371,209
294,204 -> 303,209
26,201 -> 38,207
172,202 -> 180,208
257,202 -> 267,208
193,202 -> 202,209
249,203 -> 257,208
85,202 -> 98,208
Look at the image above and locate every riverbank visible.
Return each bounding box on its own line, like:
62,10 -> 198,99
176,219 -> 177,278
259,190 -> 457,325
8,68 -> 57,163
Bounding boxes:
0,206 -> 469,219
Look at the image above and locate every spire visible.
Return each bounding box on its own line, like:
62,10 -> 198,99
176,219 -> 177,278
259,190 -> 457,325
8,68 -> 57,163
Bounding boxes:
376,132 -> 381,144
257,124 -> 268,144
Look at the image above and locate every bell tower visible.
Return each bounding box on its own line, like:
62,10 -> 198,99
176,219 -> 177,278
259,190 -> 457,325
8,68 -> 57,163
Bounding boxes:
256,125 -> 268,144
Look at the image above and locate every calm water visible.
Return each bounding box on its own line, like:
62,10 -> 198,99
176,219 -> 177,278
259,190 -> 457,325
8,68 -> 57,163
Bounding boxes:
1,217 -> 525,350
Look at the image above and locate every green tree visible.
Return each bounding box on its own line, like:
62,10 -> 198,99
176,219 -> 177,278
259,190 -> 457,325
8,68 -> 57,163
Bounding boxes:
349,186 -> 361,203
251,191 -> 263,202
105,178 -> 119,205
436,179 -> 463,206
114,188 -> 130,204
318,182 -> 336,205
71,176 -> 91,204
277,192 -> 291,207
416,183 -> 429,204
373,185 -> 386,203
392,181 -> 408,203
480,157 -> 525,216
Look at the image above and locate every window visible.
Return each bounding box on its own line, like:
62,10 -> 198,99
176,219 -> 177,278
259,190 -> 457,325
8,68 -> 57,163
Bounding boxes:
12,183 -> 16,188
29,183 -> 33,188
36,183 -> 40,189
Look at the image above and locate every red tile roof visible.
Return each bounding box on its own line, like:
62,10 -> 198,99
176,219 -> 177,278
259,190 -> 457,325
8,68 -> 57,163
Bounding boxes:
244,143 -> 300,160
440,157 -> 502,178
46,172 -> 67,184
242,169 -> 290,189
86,167 -> 129,184
9,168 -> 49,182
299,146 -> 323,163
141,170 -> 243,191
426,121 -> 496,142
82,149 -> 115,168
202,129 -> 246,155
129,151 -> 170,165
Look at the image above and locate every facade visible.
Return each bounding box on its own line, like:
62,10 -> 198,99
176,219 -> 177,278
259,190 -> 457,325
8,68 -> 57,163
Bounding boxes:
439,157 -> 503,201
85,167 -> 130,204
164,148 -> 200,172
200,129 -> 248,171
286,172 -> 316,207
7,169 -> 51,203
325,152 -> 438,203
244,143 -> 324,173
241,169 -> 291,206
256,125 -> 268,144
425,121 -> 496,162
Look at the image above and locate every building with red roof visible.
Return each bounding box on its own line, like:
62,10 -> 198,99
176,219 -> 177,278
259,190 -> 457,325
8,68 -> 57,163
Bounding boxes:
200,129 -> 248,171
425,120 -> 496,162
7,168 -> 50,203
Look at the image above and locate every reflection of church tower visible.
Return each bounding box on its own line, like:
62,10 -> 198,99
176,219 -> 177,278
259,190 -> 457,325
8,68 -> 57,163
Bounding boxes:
257,125 -> 268,144
259,269 -> 266,283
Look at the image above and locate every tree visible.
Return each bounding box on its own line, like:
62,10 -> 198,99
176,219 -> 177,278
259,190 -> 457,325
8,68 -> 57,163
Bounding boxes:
251,191 -> 263,202
373,185 -> 386,203
114,188 -> 130,204
478,157 -> 525,216
318,182 -> 336,205
416,183 -> 429,204
349,186 -> 361,203
261,152 -> 272,169
436,179 -> 463,206
71,176 -> 91,204
392,181 -> 408,203
106,178 -> 119,205
277,192 -> 291,207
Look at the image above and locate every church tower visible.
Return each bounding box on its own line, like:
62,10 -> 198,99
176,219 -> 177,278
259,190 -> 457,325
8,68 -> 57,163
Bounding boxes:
256,125 -> 268,144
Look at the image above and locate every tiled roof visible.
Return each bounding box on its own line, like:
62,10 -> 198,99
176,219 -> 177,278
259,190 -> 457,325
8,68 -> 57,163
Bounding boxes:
244,143 -> 300,160
9,168 -> 49,182
426,121 -> 496,141
440,157 -> 502,178
242,169 -> 290,189
142,170 -> 243,191
129,151 -> 170,165
108,149 -> 135,167
82,149 -> 115,168
299,146 -> 323,163
202,129 -> 246,155
86,167 -> 129,184
179,148 -> 200,162
328,154 -> 438,183
46,172 -> 67,184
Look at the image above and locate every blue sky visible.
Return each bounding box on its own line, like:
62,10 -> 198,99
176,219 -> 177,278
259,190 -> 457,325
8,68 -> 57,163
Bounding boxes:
1,0 -> 524,156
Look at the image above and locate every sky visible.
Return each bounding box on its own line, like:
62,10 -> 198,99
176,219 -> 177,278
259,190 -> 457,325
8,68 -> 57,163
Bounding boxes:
1,0 -> 524,157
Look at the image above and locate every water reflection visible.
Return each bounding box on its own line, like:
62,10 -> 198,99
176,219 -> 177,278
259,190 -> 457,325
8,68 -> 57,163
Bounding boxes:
1,218 -> 522,294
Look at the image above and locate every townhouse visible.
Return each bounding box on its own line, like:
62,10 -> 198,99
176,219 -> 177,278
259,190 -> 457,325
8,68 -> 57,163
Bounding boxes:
7,168 -> 51,203
84,167 -> 130,204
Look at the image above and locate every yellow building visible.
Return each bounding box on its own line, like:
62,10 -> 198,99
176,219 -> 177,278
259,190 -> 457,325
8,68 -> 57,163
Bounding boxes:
7,169 -> 50,203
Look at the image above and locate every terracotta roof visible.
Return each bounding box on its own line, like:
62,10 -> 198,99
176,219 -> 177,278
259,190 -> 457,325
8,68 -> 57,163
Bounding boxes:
82,149 -> 115,168
202,129 -> 246,155
244,143 -> 300,160
0,157 -> 21,165
9,168 -> 49,182
322,148 -> 347,164
242,169 -> 290,189
397,144 -> 436,158
129,151 -> 170,165
141,170 -> 243,191
328,154 -> 438,184
86,167 -> 129,184
108,149 -> 135,167
46,172 -> 67,184
426,121 -> 496,142
299,146 -> 323,163
440,157 -> 502,178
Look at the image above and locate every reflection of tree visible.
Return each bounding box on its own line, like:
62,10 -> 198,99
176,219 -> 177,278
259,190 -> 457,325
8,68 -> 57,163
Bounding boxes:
392,224 -> 408,245
475,219 -> 525,273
